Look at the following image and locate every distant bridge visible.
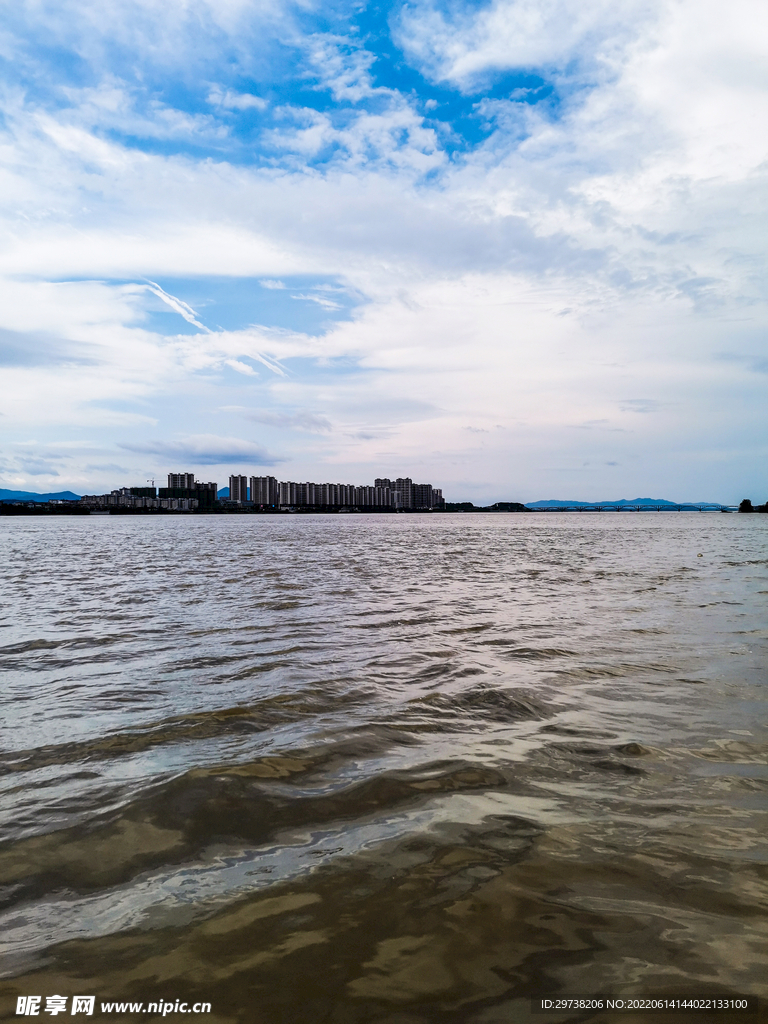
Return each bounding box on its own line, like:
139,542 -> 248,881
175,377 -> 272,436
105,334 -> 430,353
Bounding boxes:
526,504 -> 736,512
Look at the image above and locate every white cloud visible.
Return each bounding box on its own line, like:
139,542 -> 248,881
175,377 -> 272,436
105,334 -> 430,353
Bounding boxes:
394,0 -> 654,89
225,359 -> 259,376
4,0 -> 300,79
48,81 -> 228,144
207,86 -> 268,111
266,107 -> 335,156
263,97 -> 443,171
302,35 -> 385,104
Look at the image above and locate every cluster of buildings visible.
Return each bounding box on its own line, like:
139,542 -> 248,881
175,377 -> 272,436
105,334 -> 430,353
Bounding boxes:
80,473 -> 444,511
80,475 -> 218,511
228,475 -> 442,510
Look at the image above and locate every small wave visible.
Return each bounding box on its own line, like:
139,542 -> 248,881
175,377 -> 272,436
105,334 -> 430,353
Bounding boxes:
407,685 -> 551,725
0,690 -> 370,775
0,634 -> 138,657
0,755 -> 512,898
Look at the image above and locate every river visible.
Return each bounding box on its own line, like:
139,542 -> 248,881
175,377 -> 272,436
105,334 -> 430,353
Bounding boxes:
1,513 -> 766,1023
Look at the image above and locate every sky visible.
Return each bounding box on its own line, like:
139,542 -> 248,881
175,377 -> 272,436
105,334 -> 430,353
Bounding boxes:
1,0 -> 766,504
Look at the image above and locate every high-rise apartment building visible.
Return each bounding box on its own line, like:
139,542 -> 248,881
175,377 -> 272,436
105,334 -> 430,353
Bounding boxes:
250,476 -> 278,506
168,473 -> 195,489
279,481 -> 299,505
229,475 -> 248,502
160,474 -> 218,508
393,477 -> 413,509
413,483 -> 433,508
375,477 -> 441,508
298,482 -> 318,506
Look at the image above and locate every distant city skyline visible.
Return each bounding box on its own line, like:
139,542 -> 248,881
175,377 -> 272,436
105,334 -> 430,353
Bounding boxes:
1,484 -> 753,511
79,472 -> 444,511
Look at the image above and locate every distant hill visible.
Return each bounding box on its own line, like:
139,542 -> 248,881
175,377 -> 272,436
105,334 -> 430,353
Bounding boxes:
218,487 -> 230,498
525,498 -> 727,508
0,488 -> 82,503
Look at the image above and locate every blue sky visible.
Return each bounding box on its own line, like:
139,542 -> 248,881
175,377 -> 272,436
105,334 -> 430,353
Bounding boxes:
0,0 -> 766,502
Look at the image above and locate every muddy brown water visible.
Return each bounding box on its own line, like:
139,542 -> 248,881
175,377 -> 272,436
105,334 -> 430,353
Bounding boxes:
0,514 -> 766,1023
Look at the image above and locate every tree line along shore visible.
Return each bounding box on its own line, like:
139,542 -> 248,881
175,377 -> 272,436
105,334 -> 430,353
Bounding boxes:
3,499 -> 767,516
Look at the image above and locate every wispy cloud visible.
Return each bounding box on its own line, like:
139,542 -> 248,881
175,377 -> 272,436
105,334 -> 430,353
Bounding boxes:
119,434 -> 285,466
714,352 -> 768,375
85,462 -> 130,473
619,399 -> 664,414
291,293 -> 343,310
207,86 -> 268,111
19,458 -> 61,476
246,411 -> 332,432
0,328 -> 100,367
144,281 -> 211,332
245,351 -> 288,377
